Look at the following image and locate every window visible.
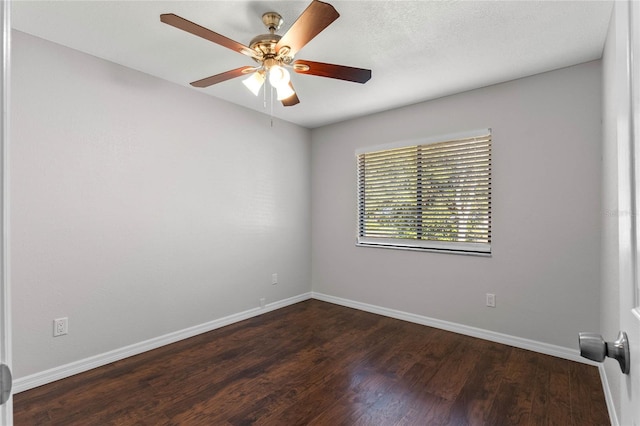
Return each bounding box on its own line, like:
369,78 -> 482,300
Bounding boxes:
356,129 -> 492,255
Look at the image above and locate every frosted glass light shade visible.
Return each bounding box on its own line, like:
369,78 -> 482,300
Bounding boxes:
242,71 -> 265,96
268,66 -> 290,89
276,84 -> 296,101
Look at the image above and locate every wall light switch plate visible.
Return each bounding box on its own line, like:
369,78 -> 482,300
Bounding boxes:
486,293 -> 496,308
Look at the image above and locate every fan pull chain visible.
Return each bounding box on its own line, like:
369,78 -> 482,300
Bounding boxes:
263,79 -> 267,109
270,84 -> 274,128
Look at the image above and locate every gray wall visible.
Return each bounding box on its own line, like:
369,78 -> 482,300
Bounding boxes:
311,61 -> 602,349
10,31 -> 312,378
11,28 -> 605,384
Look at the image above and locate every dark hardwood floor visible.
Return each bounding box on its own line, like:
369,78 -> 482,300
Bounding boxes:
14,300 -> 610,425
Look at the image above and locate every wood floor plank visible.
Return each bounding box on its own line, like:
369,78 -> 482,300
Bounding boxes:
528,354 -> 572,426
473,347 -> 539,426
307,372 -> 397,426
446,339 -> 512,426
13,300 -> 610,425
351,381 -> 418,426
569,360 -> 610,425
388,361 -> 454,425
171,307 -> 390,424
422,335 -> 483,402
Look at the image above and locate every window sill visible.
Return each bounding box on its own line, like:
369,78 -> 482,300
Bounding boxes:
355,242 -> 492,257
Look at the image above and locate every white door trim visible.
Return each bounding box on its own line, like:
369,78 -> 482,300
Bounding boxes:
0,0 -> 12,424
630,0 -> 640,320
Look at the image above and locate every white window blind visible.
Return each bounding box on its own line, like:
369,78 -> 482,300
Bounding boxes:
357,130 -> 492,254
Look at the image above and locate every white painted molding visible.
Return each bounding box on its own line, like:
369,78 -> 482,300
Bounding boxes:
15,291 -> 602,395
13,292 -> 313,393
311,292 -> 597,365
598,364 -> 619,426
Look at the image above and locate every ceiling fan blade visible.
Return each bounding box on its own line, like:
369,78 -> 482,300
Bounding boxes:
160,13 -> 259,59
293,60 -> 371,83
281,82 -> 300,107
191,66 -> 256,88
275,1 -> 339,57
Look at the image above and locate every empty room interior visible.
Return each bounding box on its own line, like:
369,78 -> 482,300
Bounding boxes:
3,0 -> 640,424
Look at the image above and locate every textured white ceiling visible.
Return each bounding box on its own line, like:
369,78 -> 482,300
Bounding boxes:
12,1 -> 613,128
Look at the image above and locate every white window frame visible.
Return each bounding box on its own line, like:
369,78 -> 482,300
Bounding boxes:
356,129 -> 492,256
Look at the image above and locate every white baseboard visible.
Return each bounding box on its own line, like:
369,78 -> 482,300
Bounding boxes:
15,291 -> 603,395
598,364 -> 619,426
13,292 -> 313,393
311,292 -> 596,365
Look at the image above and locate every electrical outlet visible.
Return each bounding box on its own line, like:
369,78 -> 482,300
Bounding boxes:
271,273 -> 278,285
486,293 -> 496,308
53,317 -> 68,337
259,298 -> 266,308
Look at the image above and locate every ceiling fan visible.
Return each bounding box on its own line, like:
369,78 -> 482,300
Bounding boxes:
160,0 -> 371,107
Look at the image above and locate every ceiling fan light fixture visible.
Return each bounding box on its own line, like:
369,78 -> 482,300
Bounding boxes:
268,65 -> 290,89
275,83 -> 296,101
162,0 -> 371,107
242,71 -> 265,96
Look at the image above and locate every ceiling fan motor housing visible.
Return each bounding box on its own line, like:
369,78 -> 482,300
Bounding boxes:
261,12 -> 283,32
250,12 -> 293,65
249,33 -> 281,58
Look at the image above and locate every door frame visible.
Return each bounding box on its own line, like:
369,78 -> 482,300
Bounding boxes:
0,0 -> 12,424
633,0 -> 640,319
618,0 -> 640,424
